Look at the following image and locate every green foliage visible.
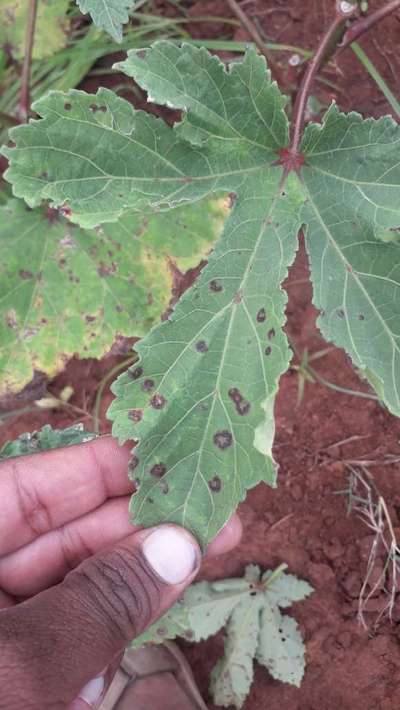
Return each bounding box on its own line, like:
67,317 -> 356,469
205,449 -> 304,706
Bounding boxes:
0,0 -> 70,59
133,564 -> 313,708
0,197 -> 224,395
0,423 -> 95,460
3,42 -> 400,546
75,0 -> 140,42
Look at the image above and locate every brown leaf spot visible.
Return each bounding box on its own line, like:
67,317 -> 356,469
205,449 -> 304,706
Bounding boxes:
133,477 -> 141,488
209,279 -> 223,292
228,387 -> 251,415
265,346 -> 272,356
129,455 -> 140,472
137,49 -> 147,59
208,475 -> 222,492
129,366 -> 143,380
128,409 -> 143,422
256,308 -> 266,323
150,393 -> 166,409
358,313 -> 365,321
64,102 -> 72,110
213,430 -> 233,449
337,309 -> 345,319
19,269 -> 33,280
268,328 -> 276,340
228,192 -> 237,208
160,481 -> 169,495
142,379 -> 155,391
85,314 -> 96,323
151,463 -> 166,477
196,340 -> 208,353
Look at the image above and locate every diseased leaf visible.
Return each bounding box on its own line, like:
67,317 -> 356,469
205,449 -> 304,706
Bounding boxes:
4,41 -> 400,545
256,605 -> 307,688
0,0 -> 70,60
133,564 -> 313,708
0,197 -> 223,394
210,594 -> 263,709
75,0 -> 140,42
108,174 -> 302,546
2,45 -> 288,228
0,424 -> 95,460
302,106 -> 400,416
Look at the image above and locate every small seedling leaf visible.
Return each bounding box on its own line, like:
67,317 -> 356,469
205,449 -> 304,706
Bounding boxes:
133,564 -> 313,708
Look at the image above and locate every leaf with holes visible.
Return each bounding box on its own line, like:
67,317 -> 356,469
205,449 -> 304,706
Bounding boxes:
0,197 -> 223,395
0,424 -> 95,460
75,0 -> 141,42
3,41 -> 400,546
133,564 -> 313,708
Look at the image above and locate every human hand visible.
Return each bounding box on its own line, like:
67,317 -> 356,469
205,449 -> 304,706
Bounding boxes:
0,436 -> 242,709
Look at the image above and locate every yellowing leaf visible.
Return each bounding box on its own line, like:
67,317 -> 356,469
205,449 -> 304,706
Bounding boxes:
0,198 -> 224,395
0,0 -> 70,60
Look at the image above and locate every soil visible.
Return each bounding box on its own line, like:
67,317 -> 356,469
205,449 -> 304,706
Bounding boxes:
2,1 -> 400,708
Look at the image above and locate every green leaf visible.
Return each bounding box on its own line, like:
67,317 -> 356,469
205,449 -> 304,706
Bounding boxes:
2,44 -> 288,228
0,0 -> 70,60
133,564 -> 313,708
4,42 -> 400,545
0,424 -> 95,460
0,197 -> 223,395
75,0 -> 140,42
302,106 -> 400,416
108,173 -> 302,545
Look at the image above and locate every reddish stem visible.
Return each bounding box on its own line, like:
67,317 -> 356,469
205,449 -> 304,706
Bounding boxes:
19,0 -> 38,122
340,0 -> 400,50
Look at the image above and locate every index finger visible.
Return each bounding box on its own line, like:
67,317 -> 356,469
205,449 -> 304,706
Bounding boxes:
0,436 -> 133,557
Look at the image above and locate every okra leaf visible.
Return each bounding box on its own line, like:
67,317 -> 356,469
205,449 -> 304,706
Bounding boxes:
0,197 -> 223,395
0,0 -> 70,60
75,0 -> 140,42
2,45 -> 287,228
108,173 -> 302,545
302,106 -> 400,416
0,424 -> 95,460
133,565 -> 313,708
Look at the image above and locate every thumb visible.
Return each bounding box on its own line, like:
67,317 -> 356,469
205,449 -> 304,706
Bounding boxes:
0,525 -> 201,710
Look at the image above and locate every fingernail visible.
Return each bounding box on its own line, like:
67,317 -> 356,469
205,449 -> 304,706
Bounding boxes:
77,675 -> 105,708
143,526 -> 199,584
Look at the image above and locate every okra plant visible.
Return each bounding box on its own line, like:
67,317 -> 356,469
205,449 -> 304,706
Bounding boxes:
2,1 -> 400,551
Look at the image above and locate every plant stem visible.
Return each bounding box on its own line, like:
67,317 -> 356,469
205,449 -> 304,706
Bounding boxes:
226,0 -> 285,85
340,0 -> 400,50
92,355 -> 137,434
290,3 -> 357,154
19,0 -> 39,122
